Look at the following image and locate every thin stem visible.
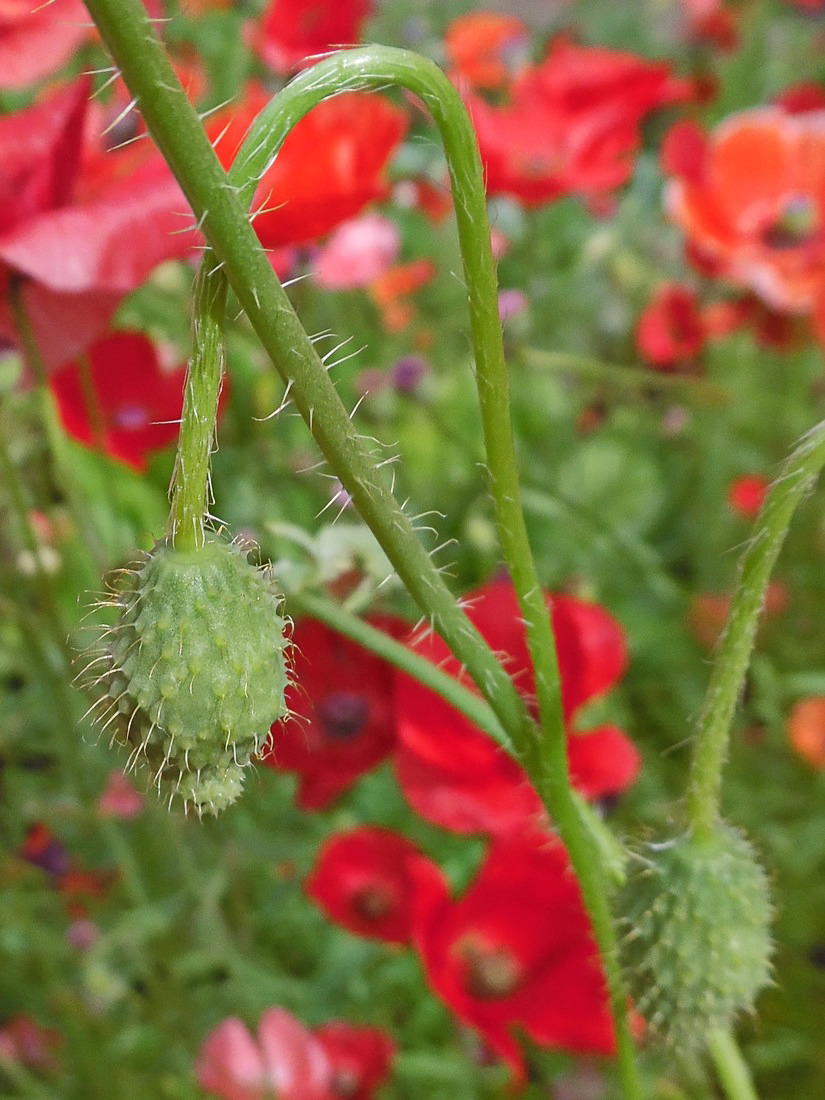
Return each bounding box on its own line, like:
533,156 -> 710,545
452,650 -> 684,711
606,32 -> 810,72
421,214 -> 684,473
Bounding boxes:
9,282 -> 108,572
687,419 -> 825,837
289,590 -> 509,746
167,257 -> 228,548
708,1029 -> 759,1100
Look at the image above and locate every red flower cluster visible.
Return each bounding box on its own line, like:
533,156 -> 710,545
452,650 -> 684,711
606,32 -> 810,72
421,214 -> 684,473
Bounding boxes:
457,28 -> 691,206
304,825 -> 618,1081
196,1007 -> 393,1100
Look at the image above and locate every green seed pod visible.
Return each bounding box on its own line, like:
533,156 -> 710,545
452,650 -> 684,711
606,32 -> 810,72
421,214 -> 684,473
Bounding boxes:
618,822 -> 772,1049
90,534 -> 289,816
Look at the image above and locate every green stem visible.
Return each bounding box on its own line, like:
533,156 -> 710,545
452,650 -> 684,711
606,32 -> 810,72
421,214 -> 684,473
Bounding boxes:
80,8 -> 639,1091
708,1029 -> 759,1100
167,257 -> 228,549
83,0 -> 530,758
522,346 -> 728,402
289,590 -> 509,746
687,419 -> 825,838
9,282 -> 108,572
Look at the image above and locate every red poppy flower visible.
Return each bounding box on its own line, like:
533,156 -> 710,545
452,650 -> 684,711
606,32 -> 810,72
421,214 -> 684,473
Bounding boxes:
665,107 -> 825,313
466,37 -> 691,206
262,616 -> 405,809
196,1008 -> 333,1100
250,0 -> 373,73
0,79 -> 197,371
0,0 -> 90,89
314,1022 -> 395,1100
211,86 -> 406,249
48,331 -> 207,471
680,0 -> 738,50
727,474 -> 769,519
305,826 -> 421,944
409,831 -> 616,1082
443,13 -> 530,91
636,283 -> 705,368
395,578 -> 639,837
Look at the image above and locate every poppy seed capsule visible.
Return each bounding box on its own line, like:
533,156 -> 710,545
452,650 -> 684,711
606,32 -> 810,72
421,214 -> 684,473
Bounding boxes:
98,535 -> 289,816
618,822 -> 772,1049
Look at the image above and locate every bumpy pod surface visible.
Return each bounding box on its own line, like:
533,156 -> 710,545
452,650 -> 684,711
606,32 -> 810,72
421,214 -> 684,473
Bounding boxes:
618,823 -> 772,1049
98,535 -> 289,815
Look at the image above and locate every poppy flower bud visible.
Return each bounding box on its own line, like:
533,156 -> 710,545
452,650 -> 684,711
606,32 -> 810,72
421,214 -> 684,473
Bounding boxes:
618,822 -> 772,1048
91,535 -> 289,816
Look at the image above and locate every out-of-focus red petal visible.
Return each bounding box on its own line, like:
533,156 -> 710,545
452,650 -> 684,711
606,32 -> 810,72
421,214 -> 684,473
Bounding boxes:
251,0 -> 373,73
567,725 -> 642,800
314,1022 -> 395,1100
0,0 -> 90,89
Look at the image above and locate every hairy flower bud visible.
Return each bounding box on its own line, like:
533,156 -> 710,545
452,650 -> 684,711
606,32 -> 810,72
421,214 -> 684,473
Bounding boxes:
618,822 -> 772,1049
87,534 -> 289,816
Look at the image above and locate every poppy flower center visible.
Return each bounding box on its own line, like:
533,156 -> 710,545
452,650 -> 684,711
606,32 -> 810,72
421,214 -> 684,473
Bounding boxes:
317,692 -> 369,740
352,883 -> 396,921
456,936 -> 523,999
113,403 -> 151,431
763,194 -> 820,249
331,1068 -> 361,1098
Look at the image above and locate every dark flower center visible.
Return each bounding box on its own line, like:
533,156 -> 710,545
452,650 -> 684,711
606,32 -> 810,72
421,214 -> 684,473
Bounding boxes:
763,194 -> 820,249
457,936 -> 523,999
352,884 -> 396,922
317,692 -> 369,740
331,1069 -> 361,1098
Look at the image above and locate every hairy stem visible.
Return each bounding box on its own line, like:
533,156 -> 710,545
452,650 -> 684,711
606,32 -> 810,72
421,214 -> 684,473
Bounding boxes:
167,257 -> 228,549
81,6 -> 638,1090
687,419 -> 825,837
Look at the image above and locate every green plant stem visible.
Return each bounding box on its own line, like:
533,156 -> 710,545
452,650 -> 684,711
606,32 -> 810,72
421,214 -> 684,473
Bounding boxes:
81,8 -> 639,1091
167,257 -> 228,548
9,282 -> 107,572
708,1029 -> 759,1100
687,419 -> 825,838
290,589 -> 509,745
523,347 -> 728,402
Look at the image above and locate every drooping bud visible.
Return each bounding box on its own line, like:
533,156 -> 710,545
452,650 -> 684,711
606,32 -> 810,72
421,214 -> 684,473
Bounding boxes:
88,533 -> 289,816
618,821 -> 772,1049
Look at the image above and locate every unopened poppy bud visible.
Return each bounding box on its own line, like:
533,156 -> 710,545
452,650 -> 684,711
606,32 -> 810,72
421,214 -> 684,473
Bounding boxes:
618,822 -> 772,1049
88,534 -> 289,816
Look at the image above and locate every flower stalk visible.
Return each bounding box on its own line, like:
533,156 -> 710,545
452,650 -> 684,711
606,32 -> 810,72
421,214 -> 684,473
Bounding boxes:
687,418 -> 825,837
81,2 -> 639,1092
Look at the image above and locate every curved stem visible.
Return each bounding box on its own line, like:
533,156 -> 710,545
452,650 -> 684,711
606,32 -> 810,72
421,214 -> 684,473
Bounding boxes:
687,419 -> 825,838
708,1029 -> 759,1100
81,7 -> 638,1090
289,589 -> 509,746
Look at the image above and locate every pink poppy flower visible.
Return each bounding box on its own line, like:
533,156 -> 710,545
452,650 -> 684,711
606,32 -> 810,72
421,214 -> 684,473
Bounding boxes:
196,1008 -> 333,1100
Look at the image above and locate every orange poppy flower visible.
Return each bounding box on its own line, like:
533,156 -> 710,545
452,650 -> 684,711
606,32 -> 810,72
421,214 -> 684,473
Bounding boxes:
444,12 -> 530,90
787,697 -> 825,769
666,107 -> 825,313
